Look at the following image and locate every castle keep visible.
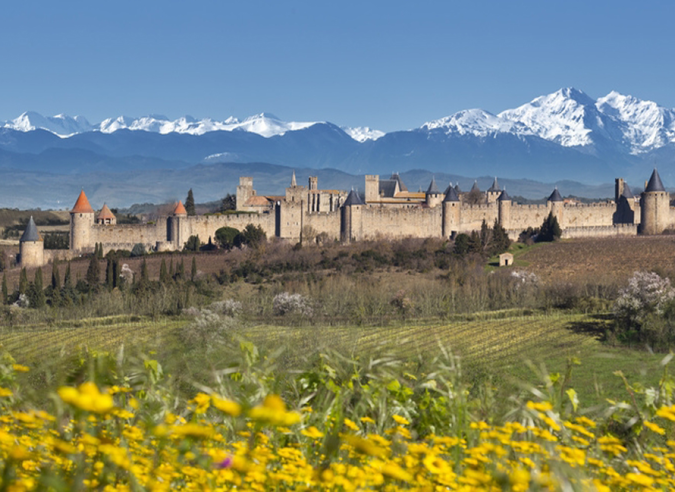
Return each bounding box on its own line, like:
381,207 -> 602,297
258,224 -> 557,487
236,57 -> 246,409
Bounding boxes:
18,169 -> 673,269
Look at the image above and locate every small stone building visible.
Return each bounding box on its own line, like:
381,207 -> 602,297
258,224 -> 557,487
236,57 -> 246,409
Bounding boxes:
499,252 -> 514,267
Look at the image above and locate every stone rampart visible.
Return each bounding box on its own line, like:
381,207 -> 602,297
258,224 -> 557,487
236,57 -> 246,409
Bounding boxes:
561,224 -> 638,239
358,206 -> 443,239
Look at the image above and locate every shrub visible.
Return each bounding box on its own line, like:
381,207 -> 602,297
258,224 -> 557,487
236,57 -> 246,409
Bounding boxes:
183,235 -> 201,252
131,243 -> 146,257
537,212 -> 562,242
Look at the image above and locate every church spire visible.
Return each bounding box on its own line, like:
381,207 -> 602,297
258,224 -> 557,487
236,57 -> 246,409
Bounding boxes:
291,170 -> 297,187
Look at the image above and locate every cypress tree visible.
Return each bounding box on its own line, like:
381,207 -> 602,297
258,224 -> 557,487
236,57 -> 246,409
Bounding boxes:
141,259 -> 149,284
51,259 -> 61,290
191,257 -> 197,281
34,268 -> 45,308
1,273 -> 7,305
86,255 -> 100,287
113,258 -> 120,289
159,259 -> 169,284
19,268 -> 28,295
169,259 -> 175,280
177,259 -> 185,281
64,262 -> 73,290
106,258 -> 114,289
185,189 -> 196,216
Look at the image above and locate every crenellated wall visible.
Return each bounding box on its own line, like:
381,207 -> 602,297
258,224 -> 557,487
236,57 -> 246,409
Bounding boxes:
562,224 -> 638,239
458,204 -> 499,231
303,211 -> 342,241
508,204 -> 550,231
561,202 -> 616,228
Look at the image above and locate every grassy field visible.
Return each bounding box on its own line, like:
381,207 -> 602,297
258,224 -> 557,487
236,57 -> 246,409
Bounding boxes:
1,310 -> 666,408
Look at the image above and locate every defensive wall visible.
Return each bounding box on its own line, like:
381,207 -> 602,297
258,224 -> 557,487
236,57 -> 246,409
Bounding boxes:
17,169 -> 675,269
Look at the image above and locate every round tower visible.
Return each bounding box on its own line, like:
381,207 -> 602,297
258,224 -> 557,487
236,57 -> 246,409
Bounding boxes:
442,186 -> 461,238
20,216 -> 44,268
641,169 -> 670,235
547,187 -> 564,227
340,190 -> 363,243
497,189 -> 512,230
70,190 -> 95,253
171,201 -> 188,249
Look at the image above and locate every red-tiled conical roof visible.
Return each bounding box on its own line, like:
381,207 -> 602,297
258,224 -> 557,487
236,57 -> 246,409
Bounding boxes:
174,201 -> 188,215
71,190 -> 94,213
97,204 -> 116,220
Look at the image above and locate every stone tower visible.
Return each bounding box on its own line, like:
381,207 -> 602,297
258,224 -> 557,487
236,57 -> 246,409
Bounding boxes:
364,175 -> 379,203
20,216 -> 44,268
425,177 -> 443,208
442,186 -> 461,238
236,177 -> 254,211
308,176 -> 318,191
547,187 -> 564,226
340,190 -> 364,243
497,189 -> 512,230
70,190 -> 95,253
641,168 -> 669,235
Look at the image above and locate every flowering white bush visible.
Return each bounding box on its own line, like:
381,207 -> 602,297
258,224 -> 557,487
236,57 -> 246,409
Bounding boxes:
211,299 -> 243,317
510,270 -> 539,289
273,292 -> 313,316
12,293 -> 29,308
179,308 -> 238,347
614,271 -> 675,326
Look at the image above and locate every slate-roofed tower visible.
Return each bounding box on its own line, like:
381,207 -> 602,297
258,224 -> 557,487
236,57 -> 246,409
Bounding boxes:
497,189 -> 512,230
425,177 -> 443,208
70,190 -> 95,253
442,186 -> 461,238
641,168 -> 669,235
340,190 -> 364,243
487,177 -> 501,204
547,187 -> 564,227
20,216 -> 44,268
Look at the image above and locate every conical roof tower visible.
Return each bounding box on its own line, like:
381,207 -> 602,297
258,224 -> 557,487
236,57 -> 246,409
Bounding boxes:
20,216 -> 42,242
443,186 -> 460,202
498,189 -> 511,202
426,177 -> 440,194
174,201 -> 188,216
488,177 -> 500,192
71,190 -> 94,214
548,188 -> 563,202
342,190 -> 364,206
646,168 -> 666,192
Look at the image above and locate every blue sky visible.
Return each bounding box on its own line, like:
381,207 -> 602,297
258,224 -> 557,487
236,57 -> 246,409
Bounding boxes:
1,0 -> 673,132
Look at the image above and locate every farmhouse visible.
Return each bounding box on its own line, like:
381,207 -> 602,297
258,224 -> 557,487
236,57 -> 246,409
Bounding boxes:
18,169 -> 673,269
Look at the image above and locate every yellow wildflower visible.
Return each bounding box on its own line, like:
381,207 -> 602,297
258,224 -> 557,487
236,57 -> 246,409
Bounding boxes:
301,426 -> 324,439
644,420 -> 666,435
344,418 -> 359,431
211,395 -> 242,416
58,382 -> 114,414
12,364 -> 29,372
249,394 -> 301,426
392,415 -> 409,426
0,387 -> 13,397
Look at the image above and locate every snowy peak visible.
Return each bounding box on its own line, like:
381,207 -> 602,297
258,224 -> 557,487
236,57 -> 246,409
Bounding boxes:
422,108 -> 531,137
341,126 -> 385,142
498,87 -> 603,147
4,111 -> 93,137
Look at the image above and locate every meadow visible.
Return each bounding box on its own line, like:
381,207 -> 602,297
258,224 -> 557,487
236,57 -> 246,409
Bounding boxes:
1,235 -> 675,489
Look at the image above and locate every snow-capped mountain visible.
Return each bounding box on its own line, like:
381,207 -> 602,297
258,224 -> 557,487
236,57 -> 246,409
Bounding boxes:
421,108 -> 532,137
3,112 -> 320,139
341,126 -> 385,142
5,112 -> 94,137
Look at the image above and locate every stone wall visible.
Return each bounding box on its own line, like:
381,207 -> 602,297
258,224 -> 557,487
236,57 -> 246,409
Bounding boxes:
562,224 -> 638,239
562,202 -> 616,228
357,205 -> 443,239
508,204 -> 549,231
303,211 -> 341,241
459,204 -> 499,231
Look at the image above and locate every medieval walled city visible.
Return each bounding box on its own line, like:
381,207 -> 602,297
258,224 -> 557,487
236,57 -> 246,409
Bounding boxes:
17,168 -> 672,269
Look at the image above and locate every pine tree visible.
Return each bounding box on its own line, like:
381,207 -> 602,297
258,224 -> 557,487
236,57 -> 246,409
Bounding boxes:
185,189 -> 196,216
33,268 -> 45,308
159,259 -> 170,284
86,255 -> 100,287
51,258 -> 61,290
64,262 -> 73,290
191,257 -> 197,281
19,268 -> 28,295
1,273 -> 7,305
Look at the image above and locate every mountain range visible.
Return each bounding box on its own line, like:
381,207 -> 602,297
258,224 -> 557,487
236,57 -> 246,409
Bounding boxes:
1,87 -> 674,208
